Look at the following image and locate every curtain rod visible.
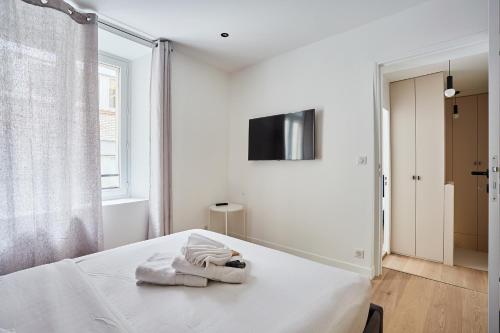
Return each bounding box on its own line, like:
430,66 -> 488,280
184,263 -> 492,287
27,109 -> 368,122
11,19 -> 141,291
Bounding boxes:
97,19 -> 158,48
21,0 -> 96,24
21,0 -> 168,48
98,19 -> 172,49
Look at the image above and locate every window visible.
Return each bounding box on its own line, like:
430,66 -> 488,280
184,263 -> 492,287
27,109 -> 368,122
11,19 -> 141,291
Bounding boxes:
98,54 -> 129,199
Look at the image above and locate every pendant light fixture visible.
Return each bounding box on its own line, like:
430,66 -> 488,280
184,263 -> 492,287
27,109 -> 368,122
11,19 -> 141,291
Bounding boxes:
444,60 -> 456,98
453,96 -> 459,119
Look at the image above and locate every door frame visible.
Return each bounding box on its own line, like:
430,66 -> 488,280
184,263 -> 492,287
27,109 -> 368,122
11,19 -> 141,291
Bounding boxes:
488,0 -> 500,330
381,107 -> 391,257
372,33 -> 489,275
374,29 -> 500,330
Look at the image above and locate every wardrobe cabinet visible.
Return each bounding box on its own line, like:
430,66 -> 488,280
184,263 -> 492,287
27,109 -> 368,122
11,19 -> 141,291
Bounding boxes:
390,72 -> 445,262
446,93 -> 488,252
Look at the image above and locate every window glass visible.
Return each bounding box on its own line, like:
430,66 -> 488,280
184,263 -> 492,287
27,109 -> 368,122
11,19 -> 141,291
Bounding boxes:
98,62 -> 120,189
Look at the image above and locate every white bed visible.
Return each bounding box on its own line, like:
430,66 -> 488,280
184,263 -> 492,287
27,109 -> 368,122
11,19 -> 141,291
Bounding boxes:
0,229 -> 371,333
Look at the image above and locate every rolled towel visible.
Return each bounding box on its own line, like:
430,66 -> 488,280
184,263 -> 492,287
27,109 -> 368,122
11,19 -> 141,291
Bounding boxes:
172,255 -> 247,284
136,253 -> 208,287
181,233 -> 236,266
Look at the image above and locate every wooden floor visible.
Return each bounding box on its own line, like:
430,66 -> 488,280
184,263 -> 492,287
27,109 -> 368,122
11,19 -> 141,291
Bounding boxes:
374,254 -> 488,332
455,248 -> 488,272
383,254 -> 488,293
371,268 -> 488,333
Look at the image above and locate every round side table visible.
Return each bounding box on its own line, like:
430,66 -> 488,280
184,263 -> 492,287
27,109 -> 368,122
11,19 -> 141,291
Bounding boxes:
208,203 -> 246,239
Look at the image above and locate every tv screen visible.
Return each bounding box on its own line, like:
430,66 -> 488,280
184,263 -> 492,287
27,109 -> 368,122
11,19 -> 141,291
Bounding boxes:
248,109 -> 315,160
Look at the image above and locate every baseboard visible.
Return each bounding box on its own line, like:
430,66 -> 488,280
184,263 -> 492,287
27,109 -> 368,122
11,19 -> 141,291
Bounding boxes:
230,233 -> 372,278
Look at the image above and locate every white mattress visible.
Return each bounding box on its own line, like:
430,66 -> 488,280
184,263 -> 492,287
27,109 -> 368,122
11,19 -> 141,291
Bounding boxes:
75,229 -> 371,333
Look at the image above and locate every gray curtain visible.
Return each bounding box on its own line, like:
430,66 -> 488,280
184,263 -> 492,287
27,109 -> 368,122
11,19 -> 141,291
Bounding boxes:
148,40 -> 172,238
0,0 -> 102,274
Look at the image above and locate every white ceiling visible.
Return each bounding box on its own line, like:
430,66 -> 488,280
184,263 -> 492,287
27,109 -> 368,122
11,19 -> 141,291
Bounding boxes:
384,52 -> 488,96
73,0 -> 429,72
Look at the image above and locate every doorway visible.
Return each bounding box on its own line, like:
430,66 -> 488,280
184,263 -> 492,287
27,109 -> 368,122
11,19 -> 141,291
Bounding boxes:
380,51 -> 489,278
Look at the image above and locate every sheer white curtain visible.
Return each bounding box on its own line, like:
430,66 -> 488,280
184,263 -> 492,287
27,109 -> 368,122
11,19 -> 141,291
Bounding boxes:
0,0 -> 102,274
148,40 -> 172,238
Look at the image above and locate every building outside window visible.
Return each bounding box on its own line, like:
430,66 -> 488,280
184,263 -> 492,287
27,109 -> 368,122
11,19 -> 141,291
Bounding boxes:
98,54 -> 129,199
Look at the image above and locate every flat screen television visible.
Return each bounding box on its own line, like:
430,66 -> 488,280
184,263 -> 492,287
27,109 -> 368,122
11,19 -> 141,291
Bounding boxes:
248,109 -> 315,160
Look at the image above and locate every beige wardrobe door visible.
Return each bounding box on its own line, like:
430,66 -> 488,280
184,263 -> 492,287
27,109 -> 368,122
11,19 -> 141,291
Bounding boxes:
453,95 -> 478,250
415,73 -> 445,262
477,93 -> 489,252
390,78 -> 416,257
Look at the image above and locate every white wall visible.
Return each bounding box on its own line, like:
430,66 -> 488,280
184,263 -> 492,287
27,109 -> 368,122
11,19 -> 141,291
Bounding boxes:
171,51 -> 230,232
227,0 -> 488,276
102,199 -> 149,250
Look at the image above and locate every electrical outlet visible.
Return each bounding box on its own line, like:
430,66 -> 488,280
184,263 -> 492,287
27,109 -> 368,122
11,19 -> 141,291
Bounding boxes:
354,249 -> 364,259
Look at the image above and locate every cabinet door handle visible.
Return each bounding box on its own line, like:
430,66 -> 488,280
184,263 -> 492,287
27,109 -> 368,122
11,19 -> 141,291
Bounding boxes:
412,175 -> 416,180
417,176 -> 421,180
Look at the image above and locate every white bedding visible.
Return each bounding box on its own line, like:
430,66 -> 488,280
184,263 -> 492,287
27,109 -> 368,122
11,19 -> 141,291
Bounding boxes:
1,229 -> 371,333
76,230 -> 371,333
0,259 -> 133,333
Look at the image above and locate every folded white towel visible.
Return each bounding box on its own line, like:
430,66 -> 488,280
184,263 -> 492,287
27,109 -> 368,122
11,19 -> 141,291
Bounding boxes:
172,255 -> 246,284
181,233 -> 234,266
136,253 -> 208,287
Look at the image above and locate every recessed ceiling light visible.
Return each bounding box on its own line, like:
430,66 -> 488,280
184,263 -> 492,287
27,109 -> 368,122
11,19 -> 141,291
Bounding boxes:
220,33 -> 229,38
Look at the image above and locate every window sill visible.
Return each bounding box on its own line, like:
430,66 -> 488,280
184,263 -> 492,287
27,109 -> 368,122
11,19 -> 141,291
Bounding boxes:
102,198 -> 148,207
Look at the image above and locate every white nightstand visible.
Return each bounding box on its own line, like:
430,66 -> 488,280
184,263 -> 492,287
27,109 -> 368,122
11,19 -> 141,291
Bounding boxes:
208,203 -> 246,239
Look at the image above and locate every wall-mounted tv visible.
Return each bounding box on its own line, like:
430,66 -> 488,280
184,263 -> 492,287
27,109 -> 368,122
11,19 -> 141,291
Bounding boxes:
248,109 -> 315,161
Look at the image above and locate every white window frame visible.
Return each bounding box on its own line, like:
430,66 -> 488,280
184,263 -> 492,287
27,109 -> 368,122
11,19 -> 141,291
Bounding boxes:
98,52 -> 130,201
